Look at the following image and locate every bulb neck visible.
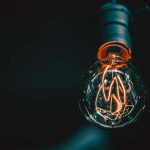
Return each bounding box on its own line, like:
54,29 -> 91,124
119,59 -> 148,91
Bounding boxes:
98,41 -> 131,65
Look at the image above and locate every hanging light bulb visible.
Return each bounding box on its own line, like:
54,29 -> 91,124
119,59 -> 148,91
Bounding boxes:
79,2 -> 147,128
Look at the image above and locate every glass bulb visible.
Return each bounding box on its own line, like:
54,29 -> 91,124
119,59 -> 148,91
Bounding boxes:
79,42 -> 147,128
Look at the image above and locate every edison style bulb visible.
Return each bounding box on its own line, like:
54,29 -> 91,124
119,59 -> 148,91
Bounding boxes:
79,42 -> 147,128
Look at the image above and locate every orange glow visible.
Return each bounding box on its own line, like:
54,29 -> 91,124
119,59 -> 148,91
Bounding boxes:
95,64 -> 134,125
97,41 -> 131,64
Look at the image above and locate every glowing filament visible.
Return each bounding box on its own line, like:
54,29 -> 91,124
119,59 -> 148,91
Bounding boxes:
95,65 -> 134,124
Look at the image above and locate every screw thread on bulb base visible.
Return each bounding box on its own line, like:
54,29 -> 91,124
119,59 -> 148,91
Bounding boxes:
99,3 -> 132,53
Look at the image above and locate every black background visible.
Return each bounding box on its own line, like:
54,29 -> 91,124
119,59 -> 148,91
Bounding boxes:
0,0 -> 150,149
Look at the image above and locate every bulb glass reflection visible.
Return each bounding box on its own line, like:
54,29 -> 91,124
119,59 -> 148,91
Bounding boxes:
80,42 -> 146,128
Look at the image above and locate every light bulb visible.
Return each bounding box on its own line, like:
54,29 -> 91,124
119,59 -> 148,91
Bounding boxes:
79,3 -> 147,128
79,41 -> 147,128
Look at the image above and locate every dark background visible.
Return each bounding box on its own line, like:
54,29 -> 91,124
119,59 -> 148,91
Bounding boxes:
0,0 -> 150,149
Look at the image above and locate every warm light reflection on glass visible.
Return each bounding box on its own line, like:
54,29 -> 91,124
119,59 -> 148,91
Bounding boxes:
79,42 -> 147,128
